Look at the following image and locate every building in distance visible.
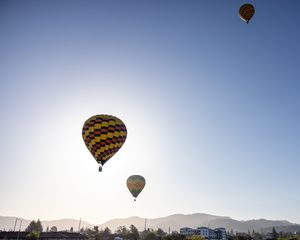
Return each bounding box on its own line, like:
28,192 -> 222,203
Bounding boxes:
180,227 -> 227,240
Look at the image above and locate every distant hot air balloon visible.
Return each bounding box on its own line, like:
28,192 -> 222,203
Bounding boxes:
239,3 -> 255,24
127,175 -> 146,201
82,114 -> 127,172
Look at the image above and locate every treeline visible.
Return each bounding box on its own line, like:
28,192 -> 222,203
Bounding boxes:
79,225 -> 175,240
227,227 -> 300,240
79,226 -> 300,240
23,220 -> 300,240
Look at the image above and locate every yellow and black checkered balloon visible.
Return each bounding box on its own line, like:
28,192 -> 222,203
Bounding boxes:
82,115 -> 127,167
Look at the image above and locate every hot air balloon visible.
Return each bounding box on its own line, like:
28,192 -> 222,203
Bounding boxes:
127,175 -> 146,201
239,3 -> 255,24
82,114 -> 127,172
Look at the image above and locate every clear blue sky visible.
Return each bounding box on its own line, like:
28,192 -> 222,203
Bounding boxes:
0,0 -> 299,225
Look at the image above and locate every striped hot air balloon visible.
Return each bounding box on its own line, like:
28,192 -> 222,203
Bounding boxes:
82,115 -> 127,172
127,175 -> 146,201
239,3 -> 255,24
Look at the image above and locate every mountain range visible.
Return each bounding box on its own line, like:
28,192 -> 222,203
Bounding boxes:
0,216 -> 92,232
1,213 -> 299,233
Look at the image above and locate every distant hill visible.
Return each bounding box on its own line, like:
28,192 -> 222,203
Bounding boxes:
262,225 -> 300,234
0,216 -> 92,231
98,214 -> 299,233
1,213 -> 299,233
99,214 -> 224,232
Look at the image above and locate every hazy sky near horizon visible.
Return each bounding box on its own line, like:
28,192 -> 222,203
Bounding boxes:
1,0 -> 299,226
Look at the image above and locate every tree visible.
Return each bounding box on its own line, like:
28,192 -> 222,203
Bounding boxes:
85,228 -> 96,237
163,233 -> 185,240
236,233 -> 252,240
25,220 -> 43,233
116,226 -> 128,235
36,220 -> 43,232
104,227 -> 111,236
156,229 -> 166,237
252,232 -> 263,240
50,226 -> 57,232
144,232 -> 156,240
26,231 -> 40,240
272,227 -> 278,240
94,227 -> 101,240
98,229 -> 106,240
129,225 -> 140,240
186,236 -> 206,240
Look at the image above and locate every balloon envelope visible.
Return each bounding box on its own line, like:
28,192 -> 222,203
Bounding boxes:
239,3 -> 255,23
127,175 -> 146,200
82,115 -> 127,168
